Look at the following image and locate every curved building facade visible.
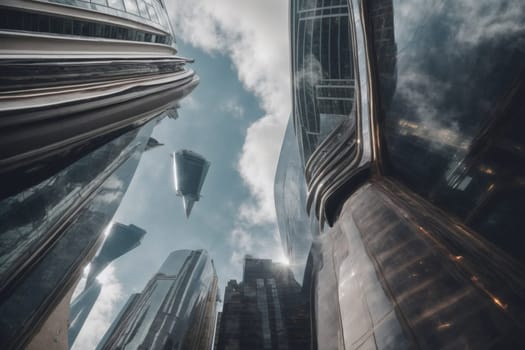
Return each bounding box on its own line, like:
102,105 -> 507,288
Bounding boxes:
0,0 -> 199,198
285,0 -> 525,348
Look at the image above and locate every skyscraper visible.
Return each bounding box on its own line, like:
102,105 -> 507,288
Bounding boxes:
216,257 -> 310,350
84,223 -> 147,290
97,249 -> 219,350
172,150 -> 210,218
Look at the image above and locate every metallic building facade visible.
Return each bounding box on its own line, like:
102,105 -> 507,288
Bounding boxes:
284,0 -> 525,348
216,257 -> 310,350
0,0 -> 199,198
0,116 -> 160,349
172,150 -> 210,217
97,249 -> 219,350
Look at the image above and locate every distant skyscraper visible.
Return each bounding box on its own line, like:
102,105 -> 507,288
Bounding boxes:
97,250 -> 219,350
172,150 -> 210,218
84,223 -> 147,290
216,257 -> 310,350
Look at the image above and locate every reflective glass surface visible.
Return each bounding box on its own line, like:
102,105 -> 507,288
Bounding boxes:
370,0 -> 525,264
44,0 -> 171,33
1,1 -> 525,349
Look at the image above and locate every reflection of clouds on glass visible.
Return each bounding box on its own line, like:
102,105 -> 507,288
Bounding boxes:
72,266 -> 124,350
454,0 -> 525,46
294,54 -> 323,87
394,70 -> 468,151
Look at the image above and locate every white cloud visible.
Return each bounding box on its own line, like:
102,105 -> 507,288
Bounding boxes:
167,1 -> 291,265
222,99 -> 245,119
168,0 -> 291,227
72,266 -> 125,350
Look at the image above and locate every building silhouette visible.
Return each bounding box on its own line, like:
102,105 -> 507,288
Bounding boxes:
97,250 -> 219,350
215,257 -> 310,350
172,150 -> 210,218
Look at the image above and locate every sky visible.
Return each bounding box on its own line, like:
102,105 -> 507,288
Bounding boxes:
72,1 -> 292,348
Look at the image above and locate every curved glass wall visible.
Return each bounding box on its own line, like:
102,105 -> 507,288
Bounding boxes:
43,0 -> 172,34
291,0 -> 355,166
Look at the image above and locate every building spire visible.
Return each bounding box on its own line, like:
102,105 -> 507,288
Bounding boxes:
183,196 -> 195,218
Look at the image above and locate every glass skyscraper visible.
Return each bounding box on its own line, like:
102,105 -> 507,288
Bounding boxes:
172,150 -> 211,218
97,249 -> 219,350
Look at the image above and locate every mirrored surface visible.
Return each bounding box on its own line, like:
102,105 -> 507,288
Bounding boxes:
1,0 -> 525,349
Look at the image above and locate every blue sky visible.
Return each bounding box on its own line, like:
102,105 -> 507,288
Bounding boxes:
73,1 -> 291,348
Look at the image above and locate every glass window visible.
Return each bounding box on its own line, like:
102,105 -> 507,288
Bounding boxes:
108,0 -> 125,10
124,0 -> 140,15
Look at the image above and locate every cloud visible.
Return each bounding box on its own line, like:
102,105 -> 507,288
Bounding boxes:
222,99 -> 245,119
167,1 -> 291,266
72,265 -> 125,350
167,0 -> 291,226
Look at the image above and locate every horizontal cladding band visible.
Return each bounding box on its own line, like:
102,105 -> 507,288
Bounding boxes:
0,59 -> 188,92
0,30 -> 177,59
0,70 -> 196,114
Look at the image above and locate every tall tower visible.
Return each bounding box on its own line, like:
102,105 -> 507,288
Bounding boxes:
84,223 -> 147,290
97,250 -> 219,350
172,150 -> 210,218
216,257 -> 311,350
